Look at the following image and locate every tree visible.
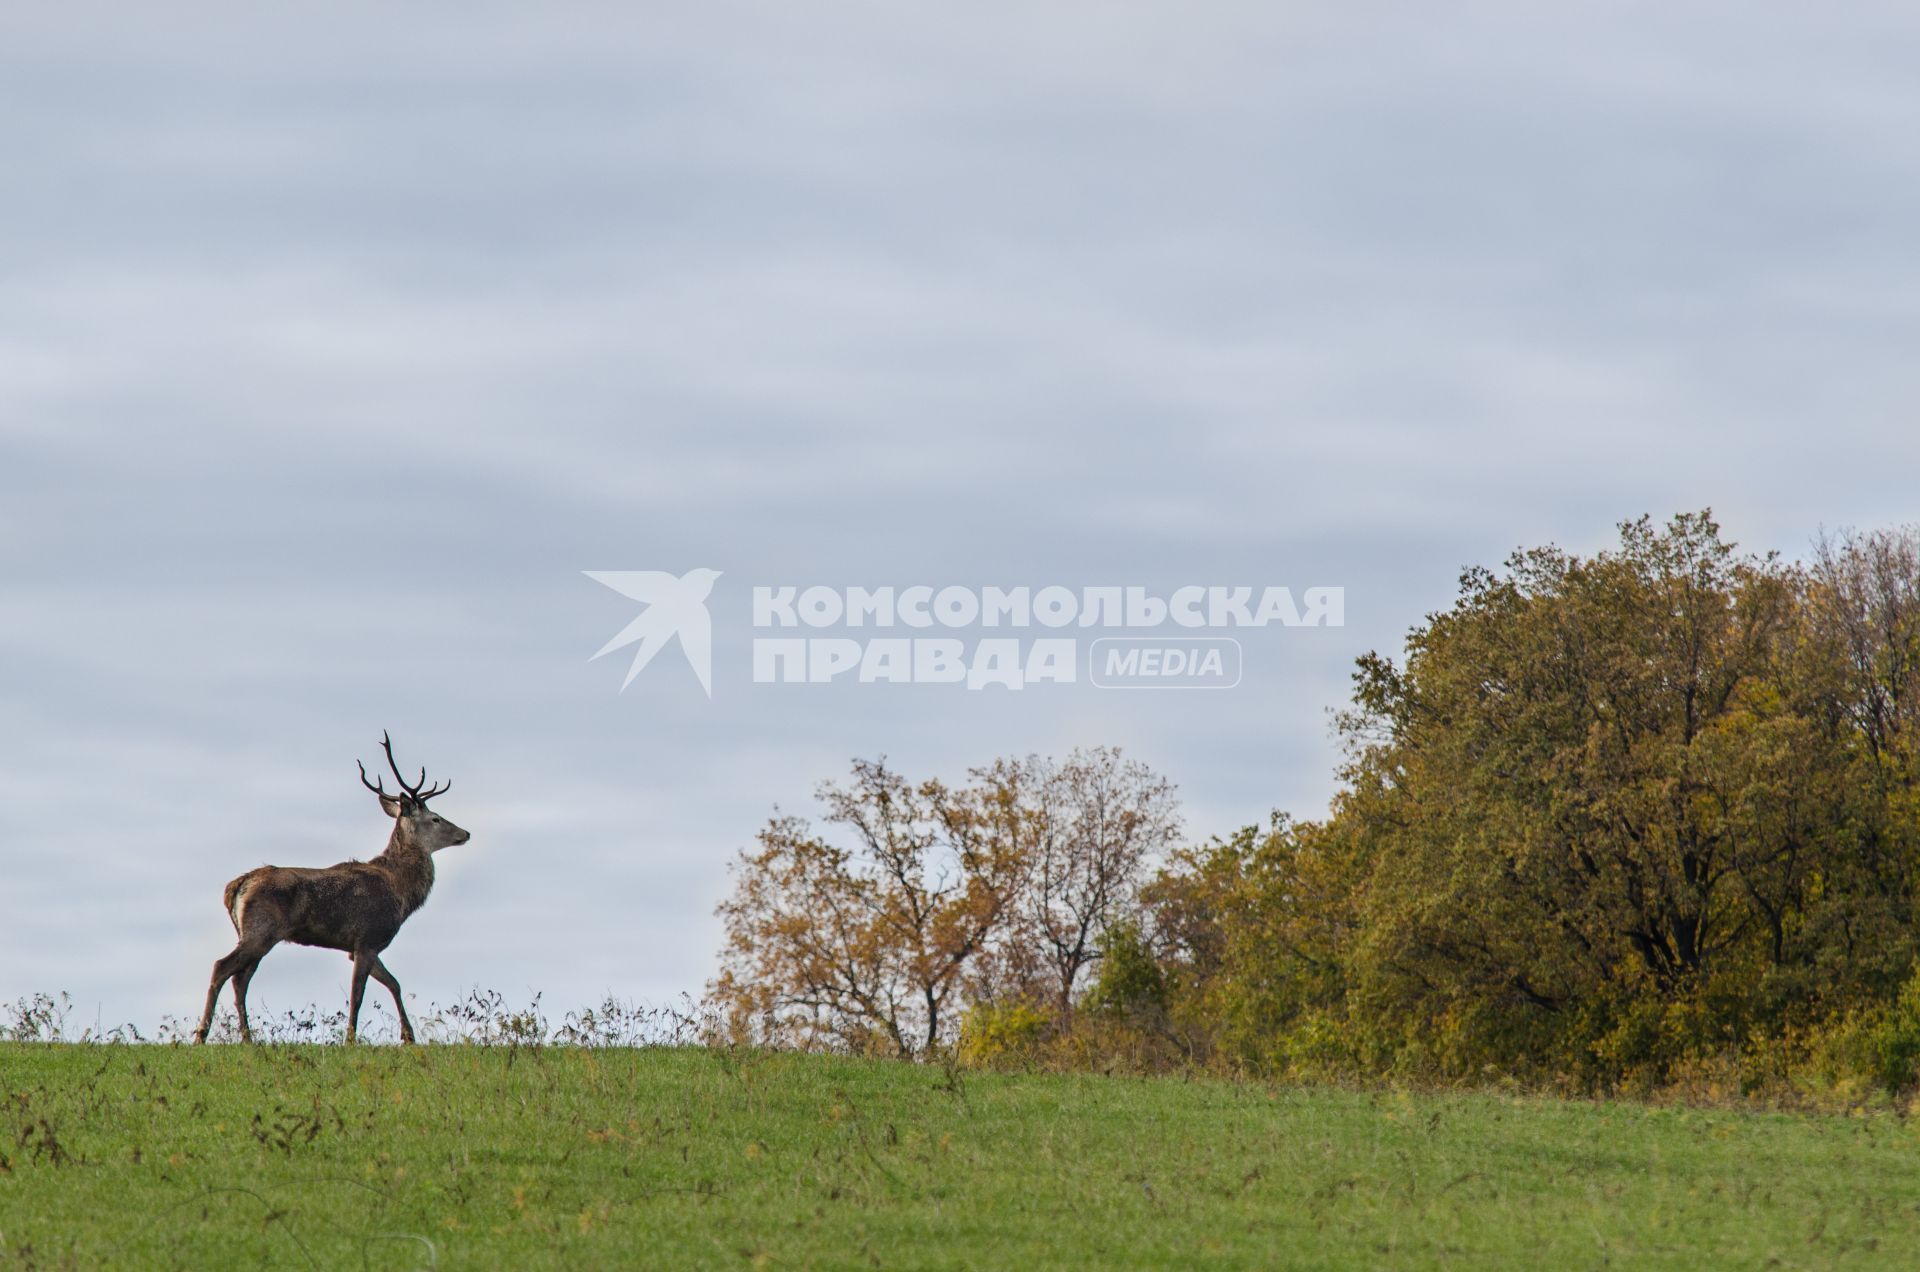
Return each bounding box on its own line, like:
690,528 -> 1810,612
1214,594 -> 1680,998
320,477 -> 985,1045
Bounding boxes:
712,759 -> 1021,1056
712,515 -> 1920,1088
1327,512 -> 1920,1078
972,748 -> 1180,1022
712,749 -> 1178,1054
1140,815 -> 1358,1072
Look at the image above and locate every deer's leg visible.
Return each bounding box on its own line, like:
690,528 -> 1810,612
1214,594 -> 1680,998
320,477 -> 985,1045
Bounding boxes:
194,945 -> 257,1044
193,957 -> 230,1044
367,957 -> 415,1045
230,946 -> 274,1044
346,949 -> 376,1044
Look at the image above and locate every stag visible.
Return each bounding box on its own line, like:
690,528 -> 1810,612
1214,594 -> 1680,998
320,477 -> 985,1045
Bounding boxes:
193,733 -> 470,1044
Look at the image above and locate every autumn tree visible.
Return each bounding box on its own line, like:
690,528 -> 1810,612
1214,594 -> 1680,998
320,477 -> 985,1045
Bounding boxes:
712,749 -> 1178,1054
714,515 -> 1920,1088
1309,512 -> 1920,1079
1140,815 -> 1359,1071
968,748 -> 1181,1022
712,758 -> 1022,1056
1797,525 -> 1920,994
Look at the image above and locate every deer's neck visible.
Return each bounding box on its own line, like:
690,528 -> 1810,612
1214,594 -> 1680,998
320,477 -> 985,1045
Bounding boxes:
376,838 -> 436,915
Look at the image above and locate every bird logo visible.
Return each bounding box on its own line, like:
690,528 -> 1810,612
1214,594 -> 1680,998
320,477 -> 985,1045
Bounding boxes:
584,568 -> 723,697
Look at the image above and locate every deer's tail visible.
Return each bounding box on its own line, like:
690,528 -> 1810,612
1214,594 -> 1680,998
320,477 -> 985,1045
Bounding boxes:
223,874 -> 250,935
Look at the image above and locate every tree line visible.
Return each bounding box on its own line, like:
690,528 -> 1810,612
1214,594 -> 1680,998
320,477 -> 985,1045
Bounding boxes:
713,514 -> 1920,1094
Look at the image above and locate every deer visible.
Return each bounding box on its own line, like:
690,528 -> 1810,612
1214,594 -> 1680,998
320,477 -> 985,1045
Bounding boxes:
193,732 -> 470,1045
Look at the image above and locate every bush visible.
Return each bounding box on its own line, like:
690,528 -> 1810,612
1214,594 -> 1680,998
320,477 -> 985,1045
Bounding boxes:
1871,971 -> 1920,1095
957,1001 -> 1053,1070
1082,922 -> 1167,1023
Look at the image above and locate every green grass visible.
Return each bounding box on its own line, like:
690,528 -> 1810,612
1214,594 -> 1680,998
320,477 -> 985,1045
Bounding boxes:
1,1044 -> 1916,1268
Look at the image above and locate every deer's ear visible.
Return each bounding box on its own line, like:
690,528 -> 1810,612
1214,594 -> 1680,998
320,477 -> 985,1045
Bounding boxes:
378,794 -> 404,819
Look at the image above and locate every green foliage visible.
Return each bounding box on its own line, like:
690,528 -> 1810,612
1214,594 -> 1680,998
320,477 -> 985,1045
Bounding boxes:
1871,969 -> 1920,1094
1264,514 -> 1920,1089
7,1043 -> 1920,1267
1141,819 -> 1359,1076
1081,920 -> 1167,1022
1097,515 -> 1920,1096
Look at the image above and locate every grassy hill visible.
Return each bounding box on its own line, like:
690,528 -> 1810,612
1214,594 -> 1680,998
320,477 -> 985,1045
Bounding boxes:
0,1043 -> 1914,1268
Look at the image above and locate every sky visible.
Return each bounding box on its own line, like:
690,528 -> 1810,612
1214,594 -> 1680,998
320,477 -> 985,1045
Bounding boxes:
4,2 -> 1919,1036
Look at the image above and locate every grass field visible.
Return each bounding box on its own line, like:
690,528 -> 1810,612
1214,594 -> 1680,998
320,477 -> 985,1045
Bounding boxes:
1,1043 -> 1916,1269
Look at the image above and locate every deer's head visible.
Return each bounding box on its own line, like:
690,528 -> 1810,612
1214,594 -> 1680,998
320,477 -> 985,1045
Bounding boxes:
358,731 -> 471,852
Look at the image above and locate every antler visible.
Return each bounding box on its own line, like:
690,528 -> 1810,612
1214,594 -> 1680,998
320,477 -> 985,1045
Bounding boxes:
360,731 -> 451,804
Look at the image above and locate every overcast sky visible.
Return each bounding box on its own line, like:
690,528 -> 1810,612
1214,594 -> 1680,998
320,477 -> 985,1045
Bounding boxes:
4,3 -> 1919,1036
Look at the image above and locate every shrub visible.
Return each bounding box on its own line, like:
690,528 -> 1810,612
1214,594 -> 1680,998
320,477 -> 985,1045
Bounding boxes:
957,1001 -> 1052,1070
1082,921 -> 1167,1023
1871,970 -> 1920,1095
